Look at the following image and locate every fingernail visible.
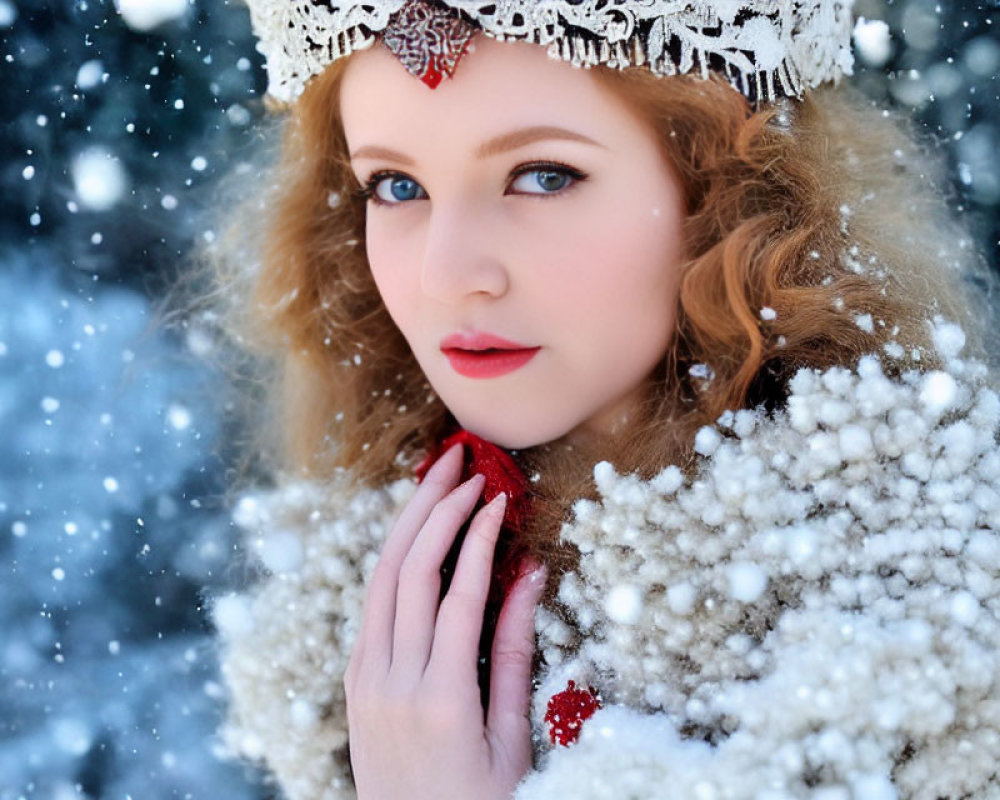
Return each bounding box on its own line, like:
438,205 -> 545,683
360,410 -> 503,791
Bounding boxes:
488,492 -> 508,512
426,443 -> 464,477
521,558 -> 547,585
435,443 -> 463,469
461,473 -> 486,491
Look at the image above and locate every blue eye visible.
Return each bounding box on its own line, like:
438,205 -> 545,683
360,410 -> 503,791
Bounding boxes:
361,164 -> 585,204
509,165 -> 583,195
367,173 -> 427,205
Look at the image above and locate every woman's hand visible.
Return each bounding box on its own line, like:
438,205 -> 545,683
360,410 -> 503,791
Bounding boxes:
345,444 -> 547,800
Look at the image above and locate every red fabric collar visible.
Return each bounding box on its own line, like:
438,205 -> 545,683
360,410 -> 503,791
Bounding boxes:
415,429 -> 531,534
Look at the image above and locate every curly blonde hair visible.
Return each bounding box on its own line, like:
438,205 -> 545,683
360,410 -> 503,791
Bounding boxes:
206,53 -> 987,518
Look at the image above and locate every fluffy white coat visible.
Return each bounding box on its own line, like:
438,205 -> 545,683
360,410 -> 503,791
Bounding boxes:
214,329 -> 1000,799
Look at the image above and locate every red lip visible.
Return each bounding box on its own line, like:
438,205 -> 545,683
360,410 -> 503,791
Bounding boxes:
440,331 -> 540,379
440,332 -> 532,350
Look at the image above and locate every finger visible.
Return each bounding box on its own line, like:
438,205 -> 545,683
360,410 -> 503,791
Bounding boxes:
486,561 -> 547,747
427,492 -> 507,672
380,442 -> 466,569
390,473 -> 486,673
352,443 -> 464,676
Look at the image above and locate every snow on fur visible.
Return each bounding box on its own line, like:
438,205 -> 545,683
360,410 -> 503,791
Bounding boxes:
214,330 -> 1000,799
213,479 -> 414,800
526,347 -> 1000,799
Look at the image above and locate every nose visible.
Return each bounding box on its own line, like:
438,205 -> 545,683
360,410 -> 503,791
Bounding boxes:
419,203 -> 509,303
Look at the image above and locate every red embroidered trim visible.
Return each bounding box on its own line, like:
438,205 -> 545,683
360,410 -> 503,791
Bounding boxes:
545,680 -> 602,747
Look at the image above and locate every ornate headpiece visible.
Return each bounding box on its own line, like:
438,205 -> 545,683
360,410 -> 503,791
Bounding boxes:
245,0 -> 855,104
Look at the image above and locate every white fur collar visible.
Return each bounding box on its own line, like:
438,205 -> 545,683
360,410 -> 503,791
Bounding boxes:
215,337 -> 1000,799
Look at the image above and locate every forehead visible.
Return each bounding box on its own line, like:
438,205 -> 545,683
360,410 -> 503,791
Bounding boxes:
339,36 -> 636,149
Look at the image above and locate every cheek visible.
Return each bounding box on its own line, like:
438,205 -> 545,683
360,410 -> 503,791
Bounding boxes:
366,218 -> 417,327
536,194 -> 683,329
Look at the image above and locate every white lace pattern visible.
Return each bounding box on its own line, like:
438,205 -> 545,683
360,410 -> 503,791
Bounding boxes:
244,0 -> 855,103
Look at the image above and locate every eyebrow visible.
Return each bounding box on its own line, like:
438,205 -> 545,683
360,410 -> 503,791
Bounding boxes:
349,125 -> 605,164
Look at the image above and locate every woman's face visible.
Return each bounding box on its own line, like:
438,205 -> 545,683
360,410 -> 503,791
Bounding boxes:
340,37 -> 686,449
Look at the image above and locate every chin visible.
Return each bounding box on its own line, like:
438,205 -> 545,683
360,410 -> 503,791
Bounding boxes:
454,412 -> 573,451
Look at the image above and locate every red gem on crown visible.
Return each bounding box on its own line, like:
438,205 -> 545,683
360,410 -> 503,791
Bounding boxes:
382,0 -> 477,89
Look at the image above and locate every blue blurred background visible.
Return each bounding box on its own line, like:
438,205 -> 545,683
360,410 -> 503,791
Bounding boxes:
0,1 -> 997,797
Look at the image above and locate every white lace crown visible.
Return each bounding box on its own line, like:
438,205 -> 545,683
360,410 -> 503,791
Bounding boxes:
244,0 -> 856,104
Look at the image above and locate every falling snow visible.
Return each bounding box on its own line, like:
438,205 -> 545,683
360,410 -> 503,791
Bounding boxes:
0,261 -> 254,796
853,17 -> 893,67
1,1 -> 997,798
71,148 -> 129,212
115,0 -> 189,32
75,59 -> 105,90
0,0 -> 16,28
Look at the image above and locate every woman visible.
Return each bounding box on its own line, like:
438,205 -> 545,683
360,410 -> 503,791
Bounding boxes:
210,2 -> 1000,798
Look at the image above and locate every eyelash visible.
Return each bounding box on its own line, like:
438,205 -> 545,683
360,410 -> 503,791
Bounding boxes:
356,160 -> 588,207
